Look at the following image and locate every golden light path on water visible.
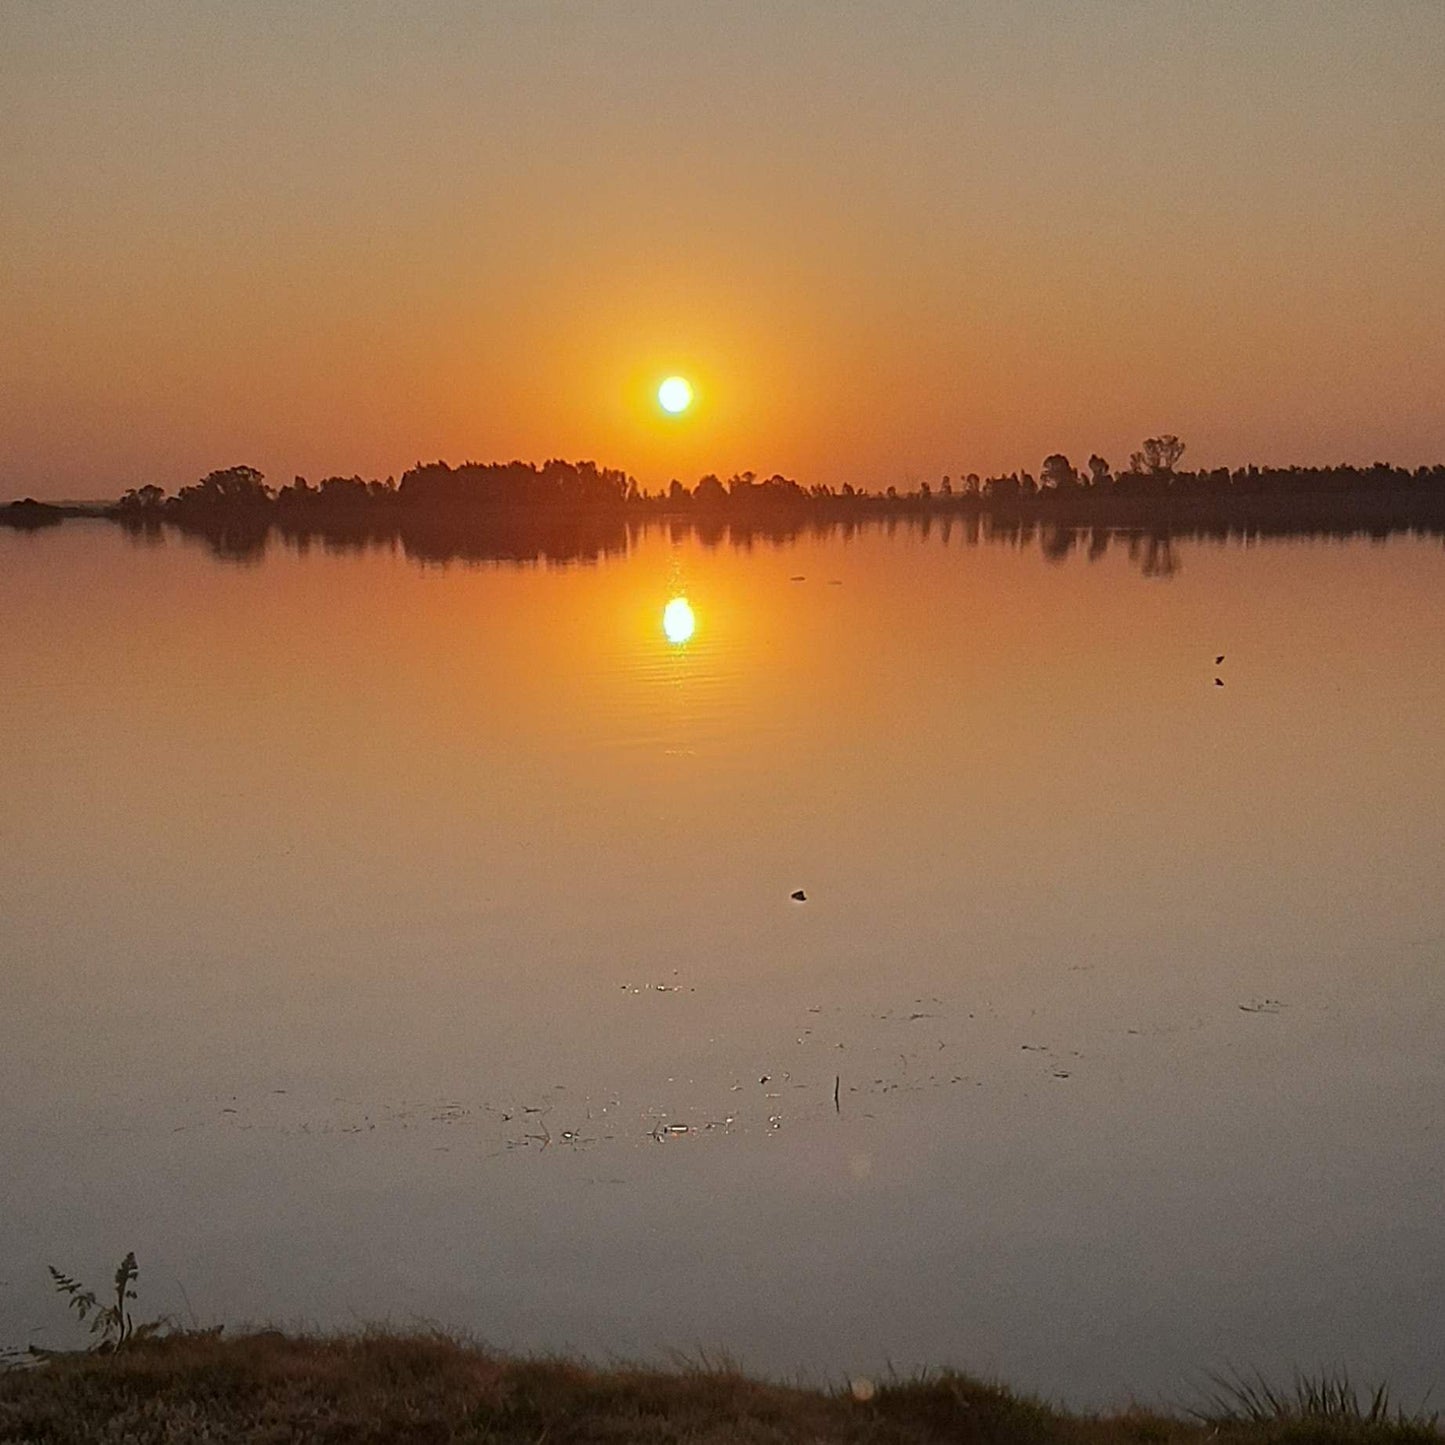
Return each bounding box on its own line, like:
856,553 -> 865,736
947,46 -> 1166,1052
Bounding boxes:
662,596 -> 696,645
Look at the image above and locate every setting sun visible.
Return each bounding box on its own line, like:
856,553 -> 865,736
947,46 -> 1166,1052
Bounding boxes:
662,595 -> 695,644
658,377 -> 693,415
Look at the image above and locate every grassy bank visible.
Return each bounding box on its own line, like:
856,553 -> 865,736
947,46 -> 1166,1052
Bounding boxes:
0,1332 -> 1438,1445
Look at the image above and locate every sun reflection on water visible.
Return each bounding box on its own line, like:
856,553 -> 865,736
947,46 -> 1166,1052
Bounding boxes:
662,596 -> 696,645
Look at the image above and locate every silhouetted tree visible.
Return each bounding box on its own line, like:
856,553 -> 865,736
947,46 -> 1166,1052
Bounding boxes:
116,484 -> 166,512
1141,435 -> 1185,475
1040,454 -> 1078,491
760,472 -> 805,504
694,473 -> 726,507
174,466 -> 272,511
2,498 -> 63,528
398,459 -> 628,510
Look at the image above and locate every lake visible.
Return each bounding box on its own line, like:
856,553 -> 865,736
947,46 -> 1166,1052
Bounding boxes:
1,514 -> 1441,1408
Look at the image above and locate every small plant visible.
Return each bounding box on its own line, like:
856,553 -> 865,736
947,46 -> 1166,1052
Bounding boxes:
47,1252 -> 166,1352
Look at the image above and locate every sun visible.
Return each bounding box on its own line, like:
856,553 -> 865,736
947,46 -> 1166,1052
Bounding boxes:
658,376 -> 693,414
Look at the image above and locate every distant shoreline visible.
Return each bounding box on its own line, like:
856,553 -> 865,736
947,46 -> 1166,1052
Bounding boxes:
10,445 -> 1445,538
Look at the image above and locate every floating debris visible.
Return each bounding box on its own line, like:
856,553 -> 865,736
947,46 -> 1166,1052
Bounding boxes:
1239,999 -> 1284,1014
790,889 -> 807,902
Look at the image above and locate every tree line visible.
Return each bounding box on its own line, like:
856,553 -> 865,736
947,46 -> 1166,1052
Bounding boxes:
109,437 -> 1445,521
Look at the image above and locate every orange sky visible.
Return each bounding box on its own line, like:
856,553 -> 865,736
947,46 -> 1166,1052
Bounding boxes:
3,2 -> 1443,499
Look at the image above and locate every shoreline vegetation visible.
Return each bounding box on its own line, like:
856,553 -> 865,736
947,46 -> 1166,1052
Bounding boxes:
2,1331 -> 1440,1445
4,445 -> 1445,572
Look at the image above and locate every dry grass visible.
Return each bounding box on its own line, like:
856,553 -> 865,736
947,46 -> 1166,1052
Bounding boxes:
0,1331 -> 1437,1445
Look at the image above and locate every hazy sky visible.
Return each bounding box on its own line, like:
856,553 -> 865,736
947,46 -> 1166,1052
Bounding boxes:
3,1 -> 1443,498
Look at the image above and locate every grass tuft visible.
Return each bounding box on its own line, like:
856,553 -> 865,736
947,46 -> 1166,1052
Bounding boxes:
1191,1368 -> 1439,1443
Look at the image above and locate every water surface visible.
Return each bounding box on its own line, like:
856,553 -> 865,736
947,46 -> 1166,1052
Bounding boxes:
1,517 -> 1441,1406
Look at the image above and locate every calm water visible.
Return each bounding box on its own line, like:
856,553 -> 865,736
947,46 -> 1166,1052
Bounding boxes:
2,517 -> 1442,1406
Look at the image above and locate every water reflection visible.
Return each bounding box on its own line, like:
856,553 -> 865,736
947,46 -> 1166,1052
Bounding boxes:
115,507 -> 1445,578
2,520 -> 1442,1407
662,597 -> 696,645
